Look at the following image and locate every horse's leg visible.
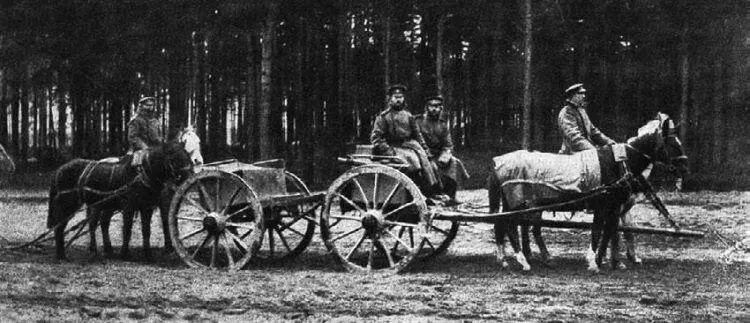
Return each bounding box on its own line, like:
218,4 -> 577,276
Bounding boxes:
507,220 -> 530,271
531,213 -> 551,265
594,206 -> 617,270
87,208 -> 99,256
588,209 -> 606,273
141,208 -> 153,261
121,208 -> 134,260
493,222 -> 510,268
620,195 -> 641,264
521,223 -> 532,260
488,176 -> 509,268
101,210 -> 114,257
160,187 -> 174,253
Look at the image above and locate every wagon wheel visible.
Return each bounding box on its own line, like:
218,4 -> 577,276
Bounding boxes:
255,171 -> 317,262
168,170 -> 265,270
321,164 -> 428,273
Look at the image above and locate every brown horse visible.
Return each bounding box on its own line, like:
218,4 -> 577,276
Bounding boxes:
47,141 -> 193,260
489,112 -> 688,272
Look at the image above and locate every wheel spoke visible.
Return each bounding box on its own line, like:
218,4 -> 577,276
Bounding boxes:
225,221 -> 258,231
214,177 -> 221,211
383,201 -> 417,218
385,230 -> 413,253
351,178 -> 370,208
210,235 -> 219,268
383,220 -> 419,228
378,240 -> 395,267
226,205 -> 252,219
179,228 -> 205,241
422,236 -> 436,251
220,186 -> 244,216
277,223 -> 306,238
225,230 -> 248,251
332,226 -> 364,243
196,181 -> 213,212
345,233 -> 367,260
183,195 -> 209,213
190,234 -> 211,260
428,224 -> 450,235
379,182 -> 402,211
367,242 -> 375,270
177,214 -> 204,222
334,192 -> 367,214
274,227 -> 293,252
220,234 -> 235,268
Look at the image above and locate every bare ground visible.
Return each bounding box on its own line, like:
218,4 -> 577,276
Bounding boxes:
0,189 -> 748,322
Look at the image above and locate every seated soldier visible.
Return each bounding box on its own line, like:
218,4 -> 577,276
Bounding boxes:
370,84 -> 440,199
416,95 -> 469,205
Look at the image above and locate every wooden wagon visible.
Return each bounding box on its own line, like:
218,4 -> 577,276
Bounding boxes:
166,144 -> 703,273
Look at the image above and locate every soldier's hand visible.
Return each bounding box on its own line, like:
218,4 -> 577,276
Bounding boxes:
438,153 -> 451,165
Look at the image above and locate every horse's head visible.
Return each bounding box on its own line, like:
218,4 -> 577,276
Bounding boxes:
178,126 -> 204,166
633,112 -> 689,177
153,141 -> 194,184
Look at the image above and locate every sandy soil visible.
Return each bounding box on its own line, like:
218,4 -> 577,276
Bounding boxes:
0,189 -> 748,322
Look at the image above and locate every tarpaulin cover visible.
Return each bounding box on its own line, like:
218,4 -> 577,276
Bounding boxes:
493,149 -> 601,194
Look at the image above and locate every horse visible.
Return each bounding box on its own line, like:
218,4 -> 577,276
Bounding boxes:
488,112 -> 688,272
88,126 -> 204,259
46,141 -> 193,260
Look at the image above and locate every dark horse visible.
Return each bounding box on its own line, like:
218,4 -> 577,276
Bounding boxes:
47,141 -> 193,260
489,112 -> 688,272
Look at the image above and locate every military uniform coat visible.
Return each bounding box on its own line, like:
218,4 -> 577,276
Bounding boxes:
557,101 -> 615,154
370,107 -> 438,187
417,114 -> 469,183
127,113 -> 163,152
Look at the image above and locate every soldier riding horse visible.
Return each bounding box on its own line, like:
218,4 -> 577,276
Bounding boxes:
489,112 -> 688,272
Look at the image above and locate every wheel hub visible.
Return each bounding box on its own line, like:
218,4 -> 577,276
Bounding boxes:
202,212 -> 226,235
361,211 -> 384,237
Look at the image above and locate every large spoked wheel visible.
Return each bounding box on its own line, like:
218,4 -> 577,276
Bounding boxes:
321,164 -> 428,273
168,170 -> 265,270
255,171 -> 318,262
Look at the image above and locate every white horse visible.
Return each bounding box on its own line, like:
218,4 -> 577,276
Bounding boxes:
177,126 -> 203,166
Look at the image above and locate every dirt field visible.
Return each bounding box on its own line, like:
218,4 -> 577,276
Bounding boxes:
1,188 -> 748,322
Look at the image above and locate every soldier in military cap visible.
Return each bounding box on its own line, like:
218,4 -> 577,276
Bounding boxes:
370,84 -> 440,196
128,96 -> 163,166
416,95 -> 469,205
557,83 -> 615,155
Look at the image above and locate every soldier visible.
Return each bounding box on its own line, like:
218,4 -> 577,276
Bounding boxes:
416,95 -> 469,205
371,84 -> 440,198
128,96 -> 163,166
558,83 -> 615,154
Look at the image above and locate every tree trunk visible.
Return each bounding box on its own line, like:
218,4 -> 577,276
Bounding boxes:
436,14 -> 448,97
258,0 -> 278,160
521,0 -> 533,150
383,0 -> 391,109
20,83 -> 29,160
679,25 -> 690,143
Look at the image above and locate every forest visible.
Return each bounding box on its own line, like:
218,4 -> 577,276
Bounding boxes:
0,0 -> 747,189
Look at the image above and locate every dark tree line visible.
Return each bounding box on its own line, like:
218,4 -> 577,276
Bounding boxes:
0,0 -> 747,189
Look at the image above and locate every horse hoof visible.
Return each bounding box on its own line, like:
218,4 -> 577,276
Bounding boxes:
587,266 -> 600,273
521,265 -> 531,272
616,262 -> 627,270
